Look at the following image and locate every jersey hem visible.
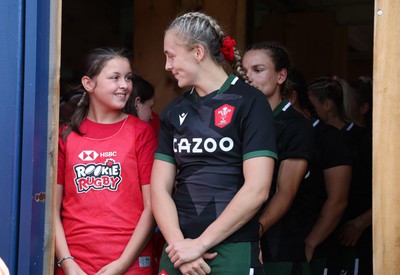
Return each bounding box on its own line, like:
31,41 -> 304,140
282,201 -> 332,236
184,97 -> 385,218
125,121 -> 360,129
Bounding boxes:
154,153 -> 176,164
243,150 -> 278,160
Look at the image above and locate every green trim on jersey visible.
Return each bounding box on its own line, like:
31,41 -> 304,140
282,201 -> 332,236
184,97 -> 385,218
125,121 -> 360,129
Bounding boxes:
244,150 -> 278,160
191,74 -> 238,101
217,74 -> 238,95
154,153 -> 176,164
272,99 -> 291,117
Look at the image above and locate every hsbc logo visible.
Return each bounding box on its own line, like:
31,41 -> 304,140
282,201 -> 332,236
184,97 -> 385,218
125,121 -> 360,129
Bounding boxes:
78,150 -> 99,161
78,150 -> 118,161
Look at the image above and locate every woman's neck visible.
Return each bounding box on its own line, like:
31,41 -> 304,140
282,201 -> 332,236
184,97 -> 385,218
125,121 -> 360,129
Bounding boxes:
326,114 -> 346,130
267,90 -> 283,110
194,62 -> 228,97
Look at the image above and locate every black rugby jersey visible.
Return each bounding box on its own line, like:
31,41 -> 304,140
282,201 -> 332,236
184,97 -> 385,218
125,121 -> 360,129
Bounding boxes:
155,74 -> 277,243
297,119 -> 352,222
268,99 -> 315,197
340,122 -> 372,222
262,100 -> 315,261
263,118 -> 352,261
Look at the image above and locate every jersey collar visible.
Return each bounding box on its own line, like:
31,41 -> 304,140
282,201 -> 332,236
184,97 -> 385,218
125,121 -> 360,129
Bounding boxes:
217,74 -> 238,95
312,118 -> 320,128
272,99 -> 291,117
343,122 -> 354,131
190,74 -> 238,101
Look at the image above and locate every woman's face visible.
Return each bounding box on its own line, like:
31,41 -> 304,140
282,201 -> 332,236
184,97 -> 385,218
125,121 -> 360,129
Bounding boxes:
347,91 -> 365,126
136,97 -> 155,122
308,93 -> 328,122
242,49 -> 284,98
164,30 -> 199,88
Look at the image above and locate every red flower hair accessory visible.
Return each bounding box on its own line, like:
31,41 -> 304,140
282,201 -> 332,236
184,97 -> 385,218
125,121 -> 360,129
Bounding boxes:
221,36 -> 236,62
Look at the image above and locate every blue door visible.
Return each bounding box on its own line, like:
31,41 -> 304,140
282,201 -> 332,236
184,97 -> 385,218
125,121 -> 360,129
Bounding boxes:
0,0 -> 25,272
0,0 -> 57,274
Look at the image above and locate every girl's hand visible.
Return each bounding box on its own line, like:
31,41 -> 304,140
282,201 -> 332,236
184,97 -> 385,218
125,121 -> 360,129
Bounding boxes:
61,259 -> 88,275
95,259 -> 126,275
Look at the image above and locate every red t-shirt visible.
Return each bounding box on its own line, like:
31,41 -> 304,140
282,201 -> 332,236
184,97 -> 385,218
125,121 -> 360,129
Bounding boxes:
57,115 -> 157,274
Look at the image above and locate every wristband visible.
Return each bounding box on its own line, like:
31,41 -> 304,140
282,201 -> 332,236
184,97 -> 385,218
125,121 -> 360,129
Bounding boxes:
57,256 -> 74,267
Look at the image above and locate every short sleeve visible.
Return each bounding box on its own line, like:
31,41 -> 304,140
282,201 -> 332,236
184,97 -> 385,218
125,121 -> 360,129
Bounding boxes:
241,90 -> 277,160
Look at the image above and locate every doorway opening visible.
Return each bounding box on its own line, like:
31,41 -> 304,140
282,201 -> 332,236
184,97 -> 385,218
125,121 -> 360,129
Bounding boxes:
60,0 -> 134,123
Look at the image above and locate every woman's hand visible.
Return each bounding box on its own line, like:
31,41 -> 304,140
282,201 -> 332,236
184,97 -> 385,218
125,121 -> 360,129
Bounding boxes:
304,240 -> 316,263
166,239 -> 217,268
178,258 -> 213,275
338,219 -> 364,247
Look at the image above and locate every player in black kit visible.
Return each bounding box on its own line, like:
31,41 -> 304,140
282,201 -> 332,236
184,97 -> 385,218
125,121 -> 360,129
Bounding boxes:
243,43 -> 315,275
151,12 -> 277,275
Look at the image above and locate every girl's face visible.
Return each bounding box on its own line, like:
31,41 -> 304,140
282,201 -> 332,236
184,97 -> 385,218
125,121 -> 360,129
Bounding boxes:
242,49 -> 284,98
86,57 -> 133,111
136,97 -> 155,122
164,30 -> 199,88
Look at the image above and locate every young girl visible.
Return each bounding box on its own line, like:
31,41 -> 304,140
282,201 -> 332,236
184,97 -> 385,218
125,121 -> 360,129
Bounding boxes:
242,42 -> 315,275
151,12 -> 277,275
56,48 -> 157,275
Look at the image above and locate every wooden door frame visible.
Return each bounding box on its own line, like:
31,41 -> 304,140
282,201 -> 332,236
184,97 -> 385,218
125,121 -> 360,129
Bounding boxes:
373,1 -> 400,274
